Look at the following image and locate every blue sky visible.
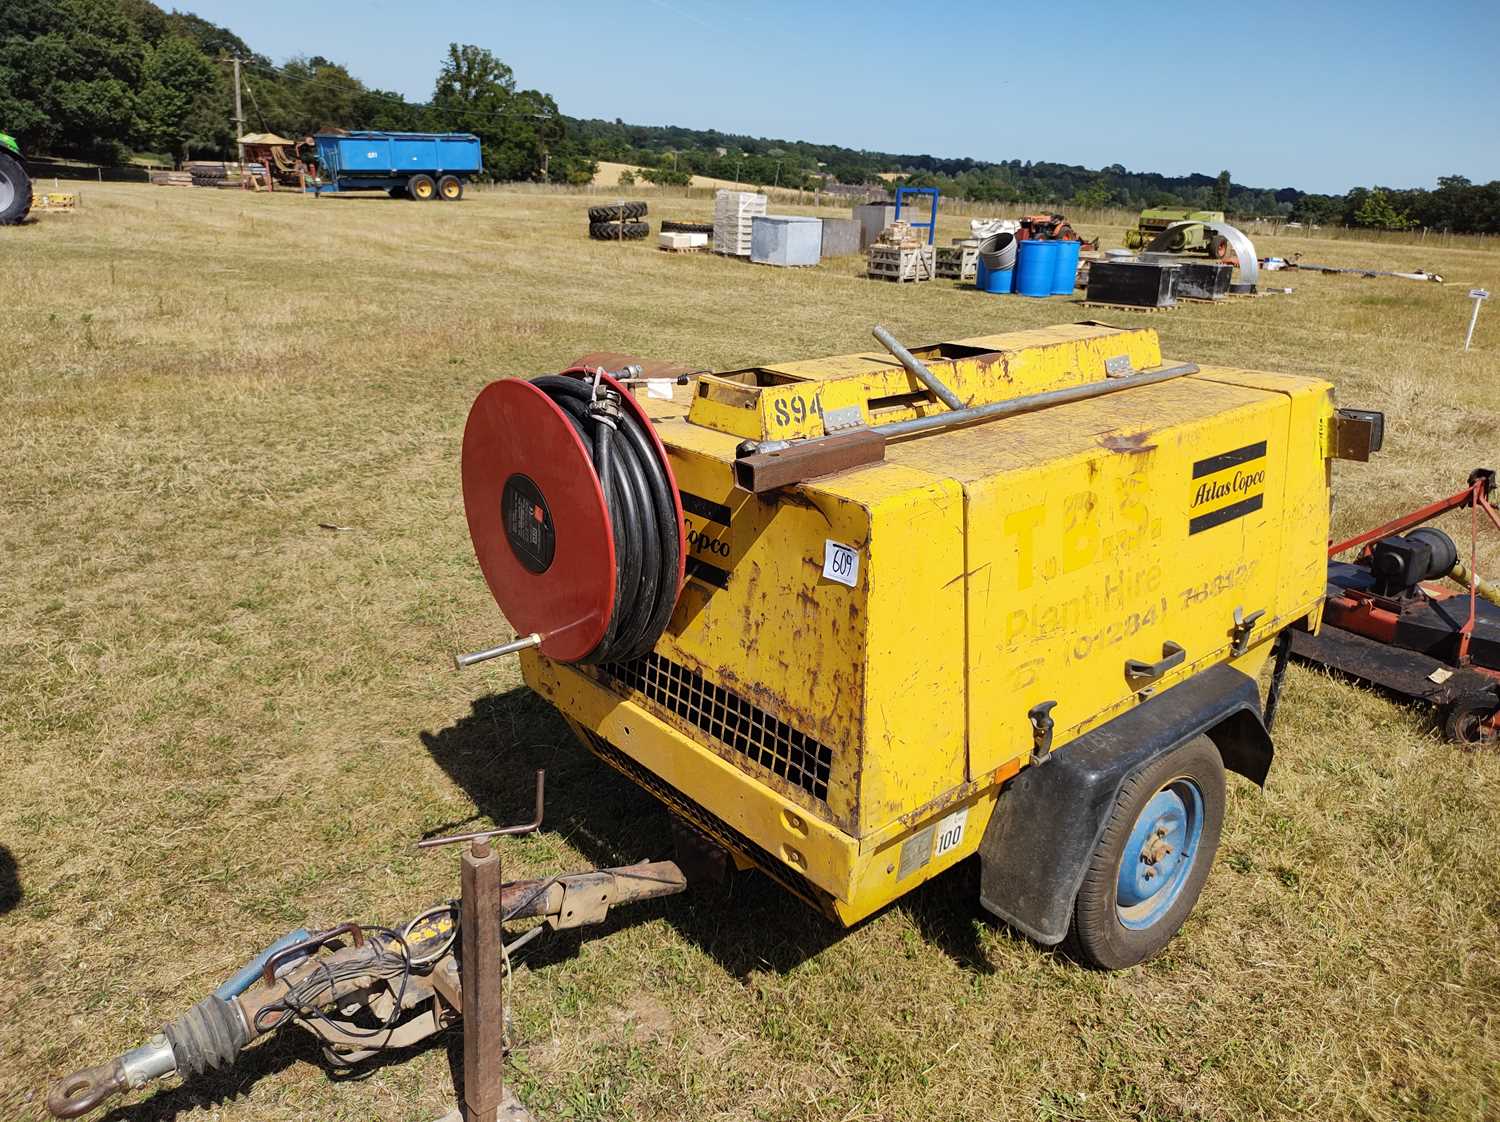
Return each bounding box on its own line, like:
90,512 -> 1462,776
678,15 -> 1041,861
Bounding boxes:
187,0 -> 1499,195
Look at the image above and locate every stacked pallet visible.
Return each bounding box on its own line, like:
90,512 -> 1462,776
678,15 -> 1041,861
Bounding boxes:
712,190 -> 766,256
935,244 -> 978,281
867,221 -> 935,282
150,171 -> 193,187
868,244 -> 937,282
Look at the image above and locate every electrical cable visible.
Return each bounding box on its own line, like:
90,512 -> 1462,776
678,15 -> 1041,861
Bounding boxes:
251,926 -> 414,1053
531,371 -> 681,664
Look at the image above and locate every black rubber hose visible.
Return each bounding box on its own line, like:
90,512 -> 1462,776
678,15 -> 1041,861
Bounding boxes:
532,375 -> 680,663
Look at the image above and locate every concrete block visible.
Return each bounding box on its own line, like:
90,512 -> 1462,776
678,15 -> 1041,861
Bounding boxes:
751,215 -> 822,267
819,217 -> 862,258
853,203 -> 896,249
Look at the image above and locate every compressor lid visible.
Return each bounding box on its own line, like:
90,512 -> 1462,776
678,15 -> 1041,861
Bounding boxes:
461,378 -> 616,662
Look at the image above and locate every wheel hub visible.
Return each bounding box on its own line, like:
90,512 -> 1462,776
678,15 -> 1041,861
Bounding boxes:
1115,780 -> 1204,930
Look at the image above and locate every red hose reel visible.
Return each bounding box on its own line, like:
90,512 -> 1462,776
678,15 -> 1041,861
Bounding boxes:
460,368 -> 685,663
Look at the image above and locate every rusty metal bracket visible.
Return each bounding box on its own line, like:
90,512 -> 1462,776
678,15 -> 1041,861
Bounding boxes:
1331,408 -> 1385,462
548,872 -> 615,930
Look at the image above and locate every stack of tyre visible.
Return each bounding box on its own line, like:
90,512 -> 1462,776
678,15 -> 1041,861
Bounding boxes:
188,162 -> 228,188
588,201 -> 648,240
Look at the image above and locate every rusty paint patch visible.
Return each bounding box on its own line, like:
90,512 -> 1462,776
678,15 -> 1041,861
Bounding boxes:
1099,431 -> 1158,454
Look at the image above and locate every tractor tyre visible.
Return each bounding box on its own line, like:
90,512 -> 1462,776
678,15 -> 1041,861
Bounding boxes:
661,220 -> 714,235
0,150 -> 32,226
589,201 -> 648,222
437,175 -> 463,201
1443,697 -> 1499,748
1065,735 -> 1225,971
408,173 -> 437,201
589,221 -> 649,240
1208,234 -> 1230,260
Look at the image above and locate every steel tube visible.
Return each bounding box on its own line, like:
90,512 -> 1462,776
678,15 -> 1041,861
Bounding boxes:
871,325 -> 965,411
454,633 -> 542,669
873,362 -> 1200,440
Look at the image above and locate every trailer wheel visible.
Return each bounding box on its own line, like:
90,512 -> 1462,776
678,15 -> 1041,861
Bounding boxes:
1208,234 -> 1231,260
1443,698 -> 1499,748
0,149 -> 33,226
437,175 -> 463,201
1066,735 -> 1225,970
408,174 -> 436,201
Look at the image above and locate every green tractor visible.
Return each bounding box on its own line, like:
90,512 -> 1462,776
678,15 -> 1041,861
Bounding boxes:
1123,207 -> 1228,257
0,132 -> 33,226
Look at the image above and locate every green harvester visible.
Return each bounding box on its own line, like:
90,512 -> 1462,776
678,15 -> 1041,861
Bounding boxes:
1123,208 -> 1226,254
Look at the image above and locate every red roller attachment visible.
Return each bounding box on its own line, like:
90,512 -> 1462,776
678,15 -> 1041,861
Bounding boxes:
460,369 -> 686,665
461,379 -> 616,663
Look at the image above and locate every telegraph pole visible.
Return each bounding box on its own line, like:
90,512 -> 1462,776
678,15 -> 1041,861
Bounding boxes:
232,57 -> 246,165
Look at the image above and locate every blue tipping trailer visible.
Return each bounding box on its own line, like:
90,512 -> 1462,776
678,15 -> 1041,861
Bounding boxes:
309,131 -> 482,201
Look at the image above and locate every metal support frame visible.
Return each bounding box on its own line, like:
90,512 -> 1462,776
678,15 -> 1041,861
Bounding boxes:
893,186 -> 939,245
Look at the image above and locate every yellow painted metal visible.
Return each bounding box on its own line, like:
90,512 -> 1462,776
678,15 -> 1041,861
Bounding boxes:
516,323 -> 1339,927
685,322 -> 1163,441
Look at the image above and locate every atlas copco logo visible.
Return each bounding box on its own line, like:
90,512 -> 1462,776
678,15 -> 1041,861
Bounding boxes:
1192,468 -> 1265,507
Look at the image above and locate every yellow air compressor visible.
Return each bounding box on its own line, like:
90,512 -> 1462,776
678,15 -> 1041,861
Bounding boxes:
459,321 -> 1381,969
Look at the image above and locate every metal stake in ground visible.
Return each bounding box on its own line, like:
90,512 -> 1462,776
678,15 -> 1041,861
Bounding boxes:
462,840 -> 504,1122
1466,288 -> 1489,351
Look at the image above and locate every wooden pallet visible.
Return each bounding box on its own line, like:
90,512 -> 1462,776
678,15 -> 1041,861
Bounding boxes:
658,244 -> 708,254
935,245 -> 977,280
1078,300 -> 1176,313
867,244 -> 936,283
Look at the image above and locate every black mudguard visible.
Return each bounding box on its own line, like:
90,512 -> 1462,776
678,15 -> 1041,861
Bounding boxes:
978,663 -> 1273,945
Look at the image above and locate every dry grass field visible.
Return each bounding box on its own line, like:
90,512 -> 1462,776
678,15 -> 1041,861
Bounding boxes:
3,182 -> 1499,1122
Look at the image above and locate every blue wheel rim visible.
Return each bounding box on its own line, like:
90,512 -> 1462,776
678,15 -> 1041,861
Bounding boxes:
1115,778 -> 1204,931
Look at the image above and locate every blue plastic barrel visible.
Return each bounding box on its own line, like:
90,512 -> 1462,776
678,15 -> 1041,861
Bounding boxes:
1051,239 -> 1083,295
1015,239 -> 1061,297
975,258 -> 1014,294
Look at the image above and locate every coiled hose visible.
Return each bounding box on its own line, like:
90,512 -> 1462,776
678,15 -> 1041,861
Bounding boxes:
532,372 -> 681,663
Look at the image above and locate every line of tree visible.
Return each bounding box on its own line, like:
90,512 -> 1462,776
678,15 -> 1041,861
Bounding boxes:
568,118 -> 1500,235
3,1 -> 1496,231
0,0 -> 596,182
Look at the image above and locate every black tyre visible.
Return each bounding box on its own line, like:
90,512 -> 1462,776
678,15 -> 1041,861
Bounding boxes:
0,150 -> 33,226
1208,234 -> 1231,260
1443,697 -> 1499,748
1066,735 -> 1225,970
437,174 -> 463,201
408,173 -> 436,201
588,200 -> 647,222
388,186 -> 408,199
588,221 -> 649,240
661,219 -> 714,235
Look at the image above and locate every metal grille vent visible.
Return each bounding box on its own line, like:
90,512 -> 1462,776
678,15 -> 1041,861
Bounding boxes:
600,652 -> 833,802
